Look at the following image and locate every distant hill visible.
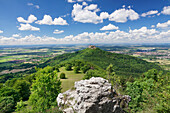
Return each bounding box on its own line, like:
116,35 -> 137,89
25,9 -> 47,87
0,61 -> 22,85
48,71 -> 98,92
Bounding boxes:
45,47 -> 161,77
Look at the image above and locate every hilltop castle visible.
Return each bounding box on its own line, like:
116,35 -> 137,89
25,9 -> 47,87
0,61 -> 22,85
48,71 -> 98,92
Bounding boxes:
88,45 -> 96,49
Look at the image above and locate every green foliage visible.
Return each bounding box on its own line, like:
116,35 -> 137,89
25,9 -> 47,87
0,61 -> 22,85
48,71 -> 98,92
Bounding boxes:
0,96 -> 15,113
15,100 -> 25,112
65,64 -> 72,71
29,72 -> 61,112
0,87 -> 20,113
80,65 -> 90,73
0,87 -> 19,102
126,69 -> 170,112
73,66 -> 80,73
5,78 -> 18,87
60,73 -> 66,79
83,69 -> 106,79
24,73 -> 36,85
13,80 -> 31,100
0,83 -> 3,89
46,48 -> 161,77
106,64 -> 114,82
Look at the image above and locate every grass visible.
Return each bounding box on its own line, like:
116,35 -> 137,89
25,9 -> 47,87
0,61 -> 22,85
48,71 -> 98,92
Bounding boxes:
58,67 -> 85,92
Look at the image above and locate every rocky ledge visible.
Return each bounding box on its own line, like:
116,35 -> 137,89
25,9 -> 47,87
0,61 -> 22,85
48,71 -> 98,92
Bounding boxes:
57,77 -> 131,113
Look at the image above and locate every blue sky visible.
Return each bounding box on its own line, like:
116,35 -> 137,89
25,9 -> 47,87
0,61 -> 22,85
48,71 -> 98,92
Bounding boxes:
0,0 -> 170,45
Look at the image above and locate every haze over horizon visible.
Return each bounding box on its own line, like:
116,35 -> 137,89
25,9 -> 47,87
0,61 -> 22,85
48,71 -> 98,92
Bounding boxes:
0,0 -> 170,45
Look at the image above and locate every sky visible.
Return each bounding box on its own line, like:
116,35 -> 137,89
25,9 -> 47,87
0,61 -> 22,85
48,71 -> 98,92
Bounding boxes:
0,0 -> 170,45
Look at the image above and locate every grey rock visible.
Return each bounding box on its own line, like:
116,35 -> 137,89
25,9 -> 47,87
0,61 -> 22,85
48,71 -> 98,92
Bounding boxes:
57,77 -> 130,113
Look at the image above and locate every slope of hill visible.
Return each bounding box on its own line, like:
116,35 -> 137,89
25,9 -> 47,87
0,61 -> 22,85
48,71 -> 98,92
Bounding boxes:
45,47 -> 161,77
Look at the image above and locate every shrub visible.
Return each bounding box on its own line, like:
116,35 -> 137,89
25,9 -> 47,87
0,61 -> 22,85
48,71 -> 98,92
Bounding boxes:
0,96 -> 15,113
65,64 -> 72,71
29,73 -> 61,112
60,73 -> 66,79
74,67 -> 79,73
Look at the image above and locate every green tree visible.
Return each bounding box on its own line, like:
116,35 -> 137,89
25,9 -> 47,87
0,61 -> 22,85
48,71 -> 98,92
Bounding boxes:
15,100 -> 25,112
29,73 -> 61,112
65,64 -> 72,71
106,64 -> 114,83
74,67 -> 79,73
0,87 -> 20,113
0,87 -> 19,102
83,69 -> 105,79
13,80 -> 31,100
5,78 -> 18,87
0,96 -> 15,113
0,83 -> 3,89
81,65 -> 90,73
60,73 -> 66,79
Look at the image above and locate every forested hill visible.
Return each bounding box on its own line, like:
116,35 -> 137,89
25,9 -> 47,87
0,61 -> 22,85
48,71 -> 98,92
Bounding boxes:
44,47 -> 161,76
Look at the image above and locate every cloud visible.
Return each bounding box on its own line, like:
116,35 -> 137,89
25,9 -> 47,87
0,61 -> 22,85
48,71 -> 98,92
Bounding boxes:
151,25 -> 155,28
68,0 -> 92,3
82,2 -> 88,6
84,4 -> 98,11
100,24 -> 119,30
35,15 -> 68,25
18,23 -> 40,31
0,30 -> 3,33
157,20 -> 170,28
109,8 -> 139,23
12,34 -> 21,37
53,29 -> 64,34
34,5 -> 40,9
1,26 -> 169,45
17,14 -> 37,23
27,3 -> 33,6
141,10 -> 158,17
27,3 -> 40,9
72,3 -> 108,24
161,6 -> 170,15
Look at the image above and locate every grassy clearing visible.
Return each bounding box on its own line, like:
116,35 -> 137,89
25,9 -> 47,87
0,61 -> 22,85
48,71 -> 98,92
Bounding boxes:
58,67 -> 85,92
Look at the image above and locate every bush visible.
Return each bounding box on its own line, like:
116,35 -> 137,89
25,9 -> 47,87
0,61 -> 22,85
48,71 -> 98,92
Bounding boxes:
65,64 -> 72,71
0,96 -> 15,113
83,69 -> 105,79
29,73 -> 61,112
13,80 -> 31,100
60,73 -> 66,79
74,67 -> 79,73
81,65 -> 90,73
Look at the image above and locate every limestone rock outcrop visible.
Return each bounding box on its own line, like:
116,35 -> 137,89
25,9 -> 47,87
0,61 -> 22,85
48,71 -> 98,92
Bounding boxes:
57,77 -> 131,113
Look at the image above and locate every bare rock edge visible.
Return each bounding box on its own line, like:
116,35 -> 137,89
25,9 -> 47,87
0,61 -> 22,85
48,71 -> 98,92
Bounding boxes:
57,77 -> 131,113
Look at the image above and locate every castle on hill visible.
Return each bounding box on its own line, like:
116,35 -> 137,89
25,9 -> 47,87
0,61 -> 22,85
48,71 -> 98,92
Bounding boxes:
88,45 -> 96,49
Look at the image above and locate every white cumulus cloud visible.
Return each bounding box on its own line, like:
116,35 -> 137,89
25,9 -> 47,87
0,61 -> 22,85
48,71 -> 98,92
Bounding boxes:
12,34 -> 21,37
157,20 -> 170,28
82,2 -> 88,6
18,24 -> 40,31
100,24 -> 119,31
84,4 -> 98,11
17,14 -> 37,23
141,10 -> 158,17
161,6 -> 170,15
53,29 -> 64,34
72,3 -> 108,24
109,8 -> 139,23
0,30 -> 3,33
35,15 -> 68,25
1,26 -> 169,45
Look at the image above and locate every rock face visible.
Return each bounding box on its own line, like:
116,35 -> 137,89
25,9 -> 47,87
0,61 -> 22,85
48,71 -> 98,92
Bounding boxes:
57,77 -> 131,113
